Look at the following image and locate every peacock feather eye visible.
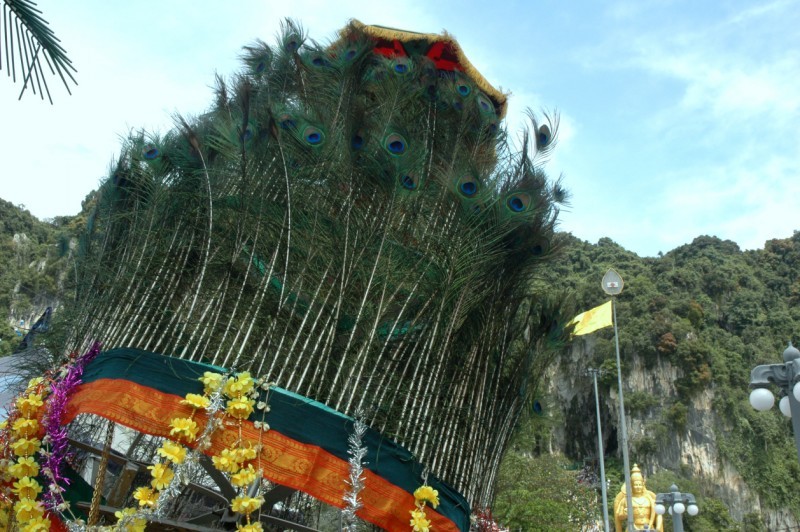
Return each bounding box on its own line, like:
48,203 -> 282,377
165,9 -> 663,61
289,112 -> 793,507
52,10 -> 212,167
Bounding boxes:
400,174 -> 419,190
384,133 -> 407,156
456,175 -> 479,197
457,84 -> 471,97
256,61 -> 267,73
309,54 -> 330,67
344,48 -> 357,61
303,126 -> 324,145
476,93 -> 497,118
537,124 -> 552,148
285,35 -> 301,53
505,192 -> 532,213
143,146 -> 160,160
425,84 -> 437,99
278,114 -> 296,130
392,57 -> 411,74
351,132 -> 365,150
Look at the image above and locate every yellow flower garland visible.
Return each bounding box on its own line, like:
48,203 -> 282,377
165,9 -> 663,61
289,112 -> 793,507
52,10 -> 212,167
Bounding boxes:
116,372 -> 215,527
0,368 -> 274,531
409,484 -> 440,532
208,372 -> 274,529
2,378 -> 50,531
114,371 -> 273,530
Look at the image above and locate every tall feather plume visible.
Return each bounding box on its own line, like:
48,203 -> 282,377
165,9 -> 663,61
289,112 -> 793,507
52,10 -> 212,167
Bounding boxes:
60,19 -> 568,506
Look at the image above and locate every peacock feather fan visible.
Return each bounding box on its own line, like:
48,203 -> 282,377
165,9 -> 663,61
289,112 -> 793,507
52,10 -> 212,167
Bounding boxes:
59,19 -> 570,506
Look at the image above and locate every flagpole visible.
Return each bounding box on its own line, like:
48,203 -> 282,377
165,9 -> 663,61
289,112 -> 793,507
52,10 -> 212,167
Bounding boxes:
600,269 -> 634,531
612,296 -> 634,532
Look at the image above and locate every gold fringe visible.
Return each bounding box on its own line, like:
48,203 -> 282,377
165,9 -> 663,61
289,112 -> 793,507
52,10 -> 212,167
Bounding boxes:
88,421 -> 115,526
340,19 -> 509,119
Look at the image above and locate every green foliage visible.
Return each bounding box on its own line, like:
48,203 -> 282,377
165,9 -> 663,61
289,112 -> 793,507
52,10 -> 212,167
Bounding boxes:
625,390 -> 659,416
509,232 -> 800,524
665,402 -> 688,431
741,512 -> 767,531
493,453 -> 599,531
645,470 -> 738,531
631,434 -> 657,458
0,198 -> 81,354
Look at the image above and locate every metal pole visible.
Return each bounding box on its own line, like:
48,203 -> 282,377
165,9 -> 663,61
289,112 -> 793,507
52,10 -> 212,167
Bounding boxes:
787,384 -> 800,464
612,297 -> 634,532
672,509 -> 684,532
671,485 -> 684,532
589,368 -> 610,532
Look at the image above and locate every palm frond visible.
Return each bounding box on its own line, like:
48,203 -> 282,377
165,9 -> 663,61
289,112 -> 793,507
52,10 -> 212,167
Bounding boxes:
1,0 -> 76,102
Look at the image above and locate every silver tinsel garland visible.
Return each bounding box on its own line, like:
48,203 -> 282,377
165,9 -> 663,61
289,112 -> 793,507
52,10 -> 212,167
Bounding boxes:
341,410 -> 368,531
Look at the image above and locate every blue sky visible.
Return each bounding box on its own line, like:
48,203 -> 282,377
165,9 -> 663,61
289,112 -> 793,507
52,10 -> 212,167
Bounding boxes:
1,0 -> 798,257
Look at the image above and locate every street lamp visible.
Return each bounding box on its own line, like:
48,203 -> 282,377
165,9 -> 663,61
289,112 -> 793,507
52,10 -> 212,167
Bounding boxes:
654,484 -> 699,532
749,342 -> 800,463
601,268 -> 635,532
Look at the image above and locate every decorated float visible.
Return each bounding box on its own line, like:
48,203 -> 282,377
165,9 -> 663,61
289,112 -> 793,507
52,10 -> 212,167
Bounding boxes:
1,20 -> 567,531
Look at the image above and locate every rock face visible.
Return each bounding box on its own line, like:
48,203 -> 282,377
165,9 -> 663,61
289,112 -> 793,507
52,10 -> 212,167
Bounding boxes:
545,337 -> 799,529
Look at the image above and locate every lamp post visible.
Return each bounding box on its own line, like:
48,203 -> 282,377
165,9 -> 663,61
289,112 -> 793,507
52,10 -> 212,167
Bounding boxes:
654,484 -> 699,532
749,342 -> 800,462
601,268 -> 634,532
587,368 -> 610,532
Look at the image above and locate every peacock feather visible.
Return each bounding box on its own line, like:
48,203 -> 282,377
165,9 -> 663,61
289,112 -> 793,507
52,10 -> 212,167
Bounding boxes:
58,19 -> 569,506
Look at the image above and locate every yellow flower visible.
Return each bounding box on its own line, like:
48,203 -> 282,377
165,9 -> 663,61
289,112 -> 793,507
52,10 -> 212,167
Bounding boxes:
148,462 -> 175,490
224,372 -> 255,398
237,523 -> 263,532
16,394 -> 44,418
232,445 -> 258,463
231,495 -> 263,515
212,449 -> 240,473
12,418 -> 39,438
133,486 -> 159,508
20,516 -> 50,532
226,397 -> 255,419
26,377 -> 44,391
157,440 -> 187,464
169,417 -> 199,442
9,457 -> 39,479
231,464 -> 258,488
14,498 -> 44,522
11,438 -> 41,457
0,460 -> 11,483
13,477 -> 42,500
413,485 -> 440,508
200,371 -> 223,394
114,507 -> 136,519
181,393 -> 211,410
115,508 -> 147,532
409,508 -> 431,532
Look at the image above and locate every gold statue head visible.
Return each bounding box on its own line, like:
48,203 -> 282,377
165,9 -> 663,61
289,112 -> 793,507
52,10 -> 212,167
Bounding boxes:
631,464 -> 645,496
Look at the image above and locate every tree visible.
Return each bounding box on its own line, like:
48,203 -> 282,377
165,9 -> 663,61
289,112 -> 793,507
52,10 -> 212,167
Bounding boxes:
493,453 -> 599,531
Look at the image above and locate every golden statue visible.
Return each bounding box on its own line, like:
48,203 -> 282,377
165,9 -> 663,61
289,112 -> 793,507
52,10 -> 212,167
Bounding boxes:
613,464 -> 663,531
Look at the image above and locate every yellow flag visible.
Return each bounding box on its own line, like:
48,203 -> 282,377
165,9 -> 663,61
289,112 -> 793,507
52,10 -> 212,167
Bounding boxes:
570,301 -> 613,336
